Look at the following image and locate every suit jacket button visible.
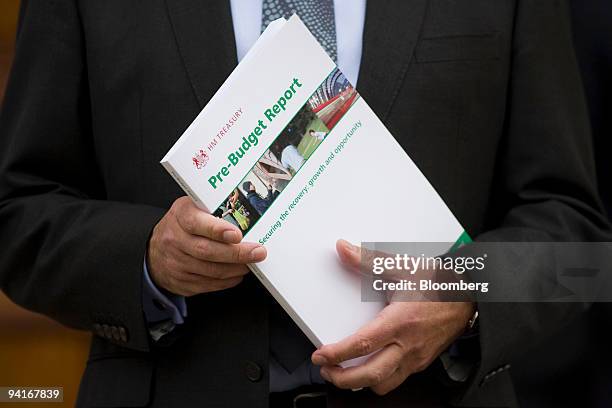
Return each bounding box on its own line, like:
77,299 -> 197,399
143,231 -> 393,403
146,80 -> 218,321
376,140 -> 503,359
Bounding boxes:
119,327 -> 129,343
102,324 -> 112,339
110,326 -> 121,341
244,361 -> 263,382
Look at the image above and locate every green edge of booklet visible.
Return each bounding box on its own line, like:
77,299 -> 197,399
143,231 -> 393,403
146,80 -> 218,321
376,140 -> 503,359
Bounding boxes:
450,231 -> 473,252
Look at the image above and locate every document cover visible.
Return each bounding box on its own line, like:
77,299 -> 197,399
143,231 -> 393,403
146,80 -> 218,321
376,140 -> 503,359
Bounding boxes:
161,15 -> 467,363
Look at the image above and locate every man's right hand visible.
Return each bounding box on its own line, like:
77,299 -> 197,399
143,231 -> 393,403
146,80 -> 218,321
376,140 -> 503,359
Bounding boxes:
147,196 -> 266,296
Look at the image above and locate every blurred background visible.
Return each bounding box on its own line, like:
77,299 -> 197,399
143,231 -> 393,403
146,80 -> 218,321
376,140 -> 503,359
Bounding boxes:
0,1 -> 610,407
0,2 -> 90,407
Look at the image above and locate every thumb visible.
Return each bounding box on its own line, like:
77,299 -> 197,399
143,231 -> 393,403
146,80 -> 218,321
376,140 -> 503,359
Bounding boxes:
336,239 -> 361,268
337,240 -> 420,283
336,239 -> 383,278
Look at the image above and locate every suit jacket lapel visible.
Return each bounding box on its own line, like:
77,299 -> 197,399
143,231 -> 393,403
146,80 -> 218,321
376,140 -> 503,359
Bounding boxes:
358,0 -> 429,121
165,0 -> 237,109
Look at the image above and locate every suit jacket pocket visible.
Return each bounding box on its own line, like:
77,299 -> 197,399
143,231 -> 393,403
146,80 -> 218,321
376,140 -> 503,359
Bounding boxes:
415,33 -> 500,63
77,356 -> 153,407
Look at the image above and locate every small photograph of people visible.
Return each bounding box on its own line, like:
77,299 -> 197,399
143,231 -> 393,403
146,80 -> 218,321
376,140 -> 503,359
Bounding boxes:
240,179 -> 279,217
269,103 -> 330,175
213,170 -> 283,235
308,68 -> 359,129
212,188 -> 259,233
252,149 -> 293,192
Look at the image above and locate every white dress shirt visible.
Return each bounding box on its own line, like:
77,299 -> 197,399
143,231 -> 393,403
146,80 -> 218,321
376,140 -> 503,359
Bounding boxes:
229,0 -> 366,86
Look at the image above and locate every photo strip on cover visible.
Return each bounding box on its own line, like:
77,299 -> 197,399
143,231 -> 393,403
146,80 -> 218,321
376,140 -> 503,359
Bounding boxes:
212,68 -> 359,235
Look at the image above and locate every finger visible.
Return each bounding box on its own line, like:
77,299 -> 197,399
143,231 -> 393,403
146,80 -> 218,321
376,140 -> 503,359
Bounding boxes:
336,239 -> 361,269
370,363 -> 412,396
175,200 -> 242,244
312,314 -> 395,365
319,343 -> 403,390
177,258 -> 251,280
177,230 -> 267,264
336,239 -> 385,278
192,276 -> 244,293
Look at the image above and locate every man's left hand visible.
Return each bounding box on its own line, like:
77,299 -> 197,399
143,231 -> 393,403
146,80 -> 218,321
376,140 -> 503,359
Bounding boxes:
311,239 -> 475,395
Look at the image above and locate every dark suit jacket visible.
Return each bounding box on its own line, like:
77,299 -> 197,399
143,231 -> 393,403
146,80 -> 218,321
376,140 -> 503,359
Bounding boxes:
0,1 -> 609,407
509,3 -> 612,408
572,2 -> 612,406
572,0 -> 612,219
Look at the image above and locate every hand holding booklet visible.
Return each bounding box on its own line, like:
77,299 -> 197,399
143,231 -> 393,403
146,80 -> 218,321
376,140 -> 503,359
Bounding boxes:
161,15 -> 467,366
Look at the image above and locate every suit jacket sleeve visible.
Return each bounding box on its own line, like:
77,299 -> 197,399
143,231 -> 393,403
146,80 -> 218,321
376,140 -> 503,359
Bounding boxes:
459,0 -> 612,399
0,0 -> 165,352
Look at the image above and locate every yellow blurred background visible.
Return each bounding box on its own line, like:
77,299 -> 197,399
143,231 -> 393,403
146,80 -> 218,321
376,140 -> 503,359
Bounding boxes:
0,1 -> 90,407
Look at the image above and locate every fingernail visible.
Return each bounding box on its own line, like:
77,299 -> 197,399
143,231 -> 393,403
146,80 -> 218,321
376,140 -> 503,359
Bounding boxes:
345,240 -> 359,254
320,368 -> 331,381
312,354 -> 328,366
250,246 -> 266,261
223,230 -> 240,243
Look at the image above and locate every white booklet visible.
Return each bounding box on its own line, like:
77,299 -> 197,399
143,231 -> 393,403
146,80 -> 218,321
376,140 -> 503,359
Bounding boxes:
162,15 -> 467,365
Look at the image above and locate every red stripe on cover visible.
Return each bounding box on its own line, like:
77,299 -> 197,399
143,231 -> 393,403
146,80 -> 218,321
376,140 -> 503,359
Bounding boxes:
325,92 -> 358,128
312,93 -> 342,113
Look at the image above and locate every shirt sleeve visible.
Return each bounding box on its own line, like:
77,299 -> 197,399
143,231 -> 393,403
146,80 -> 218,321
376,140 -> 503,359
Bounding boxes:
142,259 -> 187,341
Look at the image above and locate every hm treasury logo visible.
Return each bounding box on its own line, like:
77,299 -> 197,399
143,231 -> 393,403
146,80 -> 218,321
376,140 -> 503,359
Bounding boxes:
191,107 -> 244,171
192,149 -> 209,170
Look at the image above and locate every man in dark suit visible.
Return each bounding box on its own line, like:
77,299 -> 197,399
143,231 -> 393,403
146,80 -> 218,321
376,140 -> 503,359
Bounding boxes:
0,1 -> 609,407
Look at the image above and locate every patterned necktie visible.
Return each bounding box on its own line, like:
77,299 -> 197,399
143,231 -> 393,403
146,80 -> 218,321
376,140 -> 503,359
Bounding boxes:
262,0 -> 337,62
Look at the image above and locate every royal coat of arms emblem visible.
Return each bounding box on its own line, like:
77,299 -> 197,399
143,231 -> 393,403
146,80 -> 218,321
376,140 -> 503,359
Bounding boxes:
192,149 -> 209,170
